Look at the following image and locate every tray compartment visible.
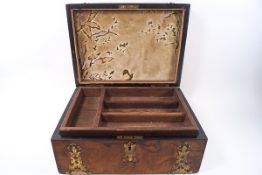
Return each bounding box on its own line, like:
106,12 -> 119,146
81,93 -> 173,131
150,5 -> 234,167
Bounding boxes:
104,87 -> 179,110
61,87 -> 104,127
102,111 -> 185,122
104,96 -> 179,109
102,87 -> 184,124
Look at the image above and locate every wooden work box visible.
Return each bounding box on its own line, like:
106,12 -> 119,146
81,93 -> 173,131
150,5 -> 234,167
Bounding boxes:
52,3 -> 207,174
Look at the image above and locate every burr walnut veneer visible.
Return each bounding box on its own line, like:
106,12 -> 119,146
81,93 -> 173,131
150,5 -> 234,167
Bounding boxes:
52,3 -> 207,175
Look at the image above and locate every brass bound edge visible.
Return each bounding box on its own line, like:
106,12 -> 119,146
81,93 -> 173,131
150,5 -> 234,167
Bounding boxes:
66,144 -> 91,175
169,143 -> 192,174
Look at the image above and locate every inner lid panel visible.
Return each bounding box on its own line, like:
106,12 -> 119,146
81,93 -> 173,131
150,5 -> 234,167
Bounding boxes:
70,8 -> 185,84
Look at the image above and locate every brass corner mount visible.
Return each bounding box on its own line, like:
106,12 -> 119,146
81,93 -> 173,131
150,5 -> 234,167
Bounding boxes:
66,144 -> 91,175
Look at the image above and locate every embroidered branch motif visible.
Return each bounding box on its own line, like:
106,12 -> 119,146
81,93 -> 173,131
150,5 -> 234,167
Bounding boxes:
75,11 -> 119,80
140,12 -> 181,47
88,70 -> 115,80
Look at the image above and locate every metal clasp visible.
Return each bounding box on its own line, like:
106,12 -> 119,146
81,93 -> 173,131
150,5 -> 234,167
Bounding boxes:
118,5 -> 139,9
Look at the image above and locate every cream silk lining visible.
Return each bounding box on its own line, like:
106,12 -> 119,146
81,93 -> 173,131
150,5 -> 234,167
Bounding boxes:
72,9 -> 184,83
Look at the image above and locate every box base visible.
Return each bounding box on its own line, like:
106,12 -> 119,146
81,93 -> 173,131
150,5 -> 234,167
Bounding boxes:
51,88 -> 207,174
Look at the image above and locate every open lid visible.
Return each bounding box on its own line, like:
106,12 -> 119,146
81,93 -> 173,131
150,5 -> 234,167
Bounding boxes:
66,4 -> 190,86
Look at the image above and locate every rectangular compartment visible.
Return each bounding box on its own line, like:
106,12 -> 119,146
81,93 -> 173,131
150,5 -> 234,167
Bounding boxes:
66,88 -> 103,127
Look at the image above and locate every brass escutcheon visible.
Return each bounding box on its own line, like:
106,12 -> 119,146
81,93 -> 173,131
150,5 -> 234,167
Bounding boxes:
123,141 -> 137,164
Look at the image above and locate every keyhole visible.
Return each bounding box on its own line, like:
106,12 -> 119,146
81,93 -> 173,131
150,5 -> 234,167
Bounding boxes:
128,145 -> 132,151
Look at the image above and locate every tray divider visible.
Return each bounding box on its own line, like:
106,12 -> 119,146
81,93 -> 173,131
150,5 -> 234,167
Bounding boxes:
93,87 -> 105,127
173,88 -> 184,113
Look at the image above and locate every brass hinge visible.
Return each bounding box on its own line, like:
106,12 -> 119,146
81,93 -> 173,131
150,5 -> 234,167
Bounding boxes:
150,84 -> 172,87
117,136 -> 143,140
118,5 -> 139,9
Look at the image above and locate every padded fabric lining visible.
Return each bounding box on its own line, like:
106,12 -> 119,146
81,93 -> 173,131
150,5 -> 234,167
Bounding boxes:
72,9 -> 184,83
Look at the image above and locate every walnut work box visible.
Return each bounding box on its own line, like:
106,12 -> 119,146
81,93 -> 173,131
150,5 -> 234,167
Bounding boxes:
51,3 -> 207,174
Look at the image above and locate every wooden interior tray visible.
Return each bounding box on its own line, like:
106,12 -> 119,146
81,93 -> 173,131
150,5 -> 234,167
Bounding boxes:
59,87 -> 199,136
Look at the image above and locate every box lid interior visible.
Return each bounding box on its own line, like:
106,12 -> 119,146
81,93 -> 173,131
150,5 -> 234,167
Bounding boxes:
67,4 -> 190,85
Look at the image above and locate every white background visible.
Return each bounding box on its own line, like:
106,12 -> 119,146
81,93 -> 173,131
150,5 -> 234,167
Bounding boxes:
0,0 -> 261,174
